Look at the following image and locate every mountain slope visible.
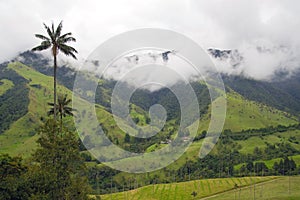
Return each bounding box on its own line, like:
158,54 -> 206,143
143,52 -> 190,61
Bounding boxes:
0,59 -> 299,157
223,75 -> 300,117
195,90 -> 297,134
0,62 -> 72,156
0,62 -> 29,135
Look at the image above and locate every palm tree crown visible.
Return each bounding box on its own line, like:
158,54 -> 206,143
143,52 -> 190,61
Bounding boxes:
48,94 -> 76,118
32,21 -> 77,58
48,94 -> 76,130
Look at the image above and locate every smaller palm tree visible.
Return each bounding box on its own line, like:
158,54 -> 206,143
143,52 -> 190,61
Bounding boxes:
48,94 -> 76,131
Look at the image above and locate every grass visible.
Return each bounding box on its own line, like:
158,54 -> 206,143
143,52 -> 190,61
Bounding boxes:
0,79 -> 14,95
196,91 -> 298,134
98,176 -> 277,200
207,176 -> 300,200
236,129 -> 300,156
234,154 -> 300,171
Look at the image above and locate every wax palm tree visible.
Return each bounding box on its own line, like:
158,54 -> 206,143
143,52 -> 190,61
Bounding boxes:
32,21 -> 77,120
48,94 -> 76,130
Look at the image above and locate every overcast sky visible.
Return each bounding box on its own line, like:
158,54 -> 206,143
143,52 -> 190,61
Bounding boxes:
1,0 -> 300,80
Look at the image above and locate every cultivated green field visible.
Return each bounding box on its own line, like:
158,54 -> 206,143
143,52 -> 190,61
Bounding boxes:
207,176 -> 300,200
98,176 -> 282,200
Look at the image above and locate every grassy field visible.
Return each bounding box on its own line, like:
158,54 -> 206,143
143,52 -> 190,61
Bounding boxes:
0,78 -> 14,96
98,176 -> 279,200
196,91 -> 298,134
236,129 -> 300,154
207,176 -> 300,200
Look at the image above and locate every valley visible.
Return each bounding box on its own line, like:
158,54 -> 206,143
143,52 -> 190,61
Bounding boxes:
1,52 -> 300,198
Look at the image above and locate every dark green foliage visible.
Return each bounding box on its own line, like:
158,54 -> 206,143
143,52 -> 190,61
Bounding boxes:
130,81 -> 210,121
254,162 -> 268,174
47,93 -> 76,130
0,154 -> 28,200
88,166 -> 119,194
81,152 -> 93,162
47,94 -> 75,118
221,124 -> 300,140
124,133 -> 130,143
272,157 -> 297,175
191,191 -> 197,197
0,63 -> 29,134
26,119 -> 91,199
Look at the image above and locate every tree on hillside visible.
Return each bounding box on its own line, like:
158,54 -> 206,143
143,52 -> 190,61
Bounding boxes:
32,21 -> 77,120
0,154 -> 28,200
47,93 -> 76,130
27,119 -> 91,199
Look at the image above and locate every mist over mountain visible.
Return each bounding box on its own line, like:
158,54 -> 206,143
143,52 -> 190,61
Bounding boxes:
10,51 -> 300,119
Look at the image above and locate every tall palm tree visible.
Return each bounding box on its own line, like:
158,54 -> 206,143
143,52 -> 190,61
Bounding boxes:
32,21 -> 77,120
48,94 -> 76,131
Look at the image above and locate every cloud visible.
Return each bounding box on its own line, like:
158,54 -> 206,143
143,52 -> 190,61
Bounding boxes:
1,0 -> 300,80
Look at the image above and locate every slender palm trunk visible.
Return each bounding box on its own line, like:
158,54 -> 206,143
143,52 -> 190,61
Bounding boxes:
53,54 -> 57,120
60,112 -> 63,134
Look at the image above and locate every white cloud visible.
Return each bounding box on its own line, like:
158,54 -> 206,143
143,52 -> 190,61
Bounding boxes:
1,0 -> 300,80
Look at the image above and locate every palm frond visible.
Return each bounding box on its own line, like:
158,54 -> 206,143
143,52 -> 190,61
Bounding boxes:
65,99 -> 72,105
51,22 -> 55,36
43,23 -> 54,41
47,102 -> 55,106
59,32 -> 73,39
65,110 -> 74,116
64,107 -> 74,112
58,43 -> 78,53
32,41 -> 51,51
55,21 -> 63,38
58,36 -> 76,43
47,109 -> 54,116
58,44 -> 78,59
34,34 -> 50,41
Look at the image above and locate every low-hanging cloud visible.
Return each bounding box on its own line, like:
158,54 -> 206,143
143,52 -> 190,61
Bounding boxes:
1,0 -> 300,80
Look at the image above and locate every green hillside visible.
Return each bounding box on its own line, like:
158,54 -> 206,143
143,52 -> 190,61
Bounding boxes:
0,61 -> 298,160
196,91 -> 297,134
236,129 -> 300,154
95,177 -> 292,200
0,79 -> 14,96
0,62 -> 72,157
1,61 -> 300,198
0,62 -> 167,157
